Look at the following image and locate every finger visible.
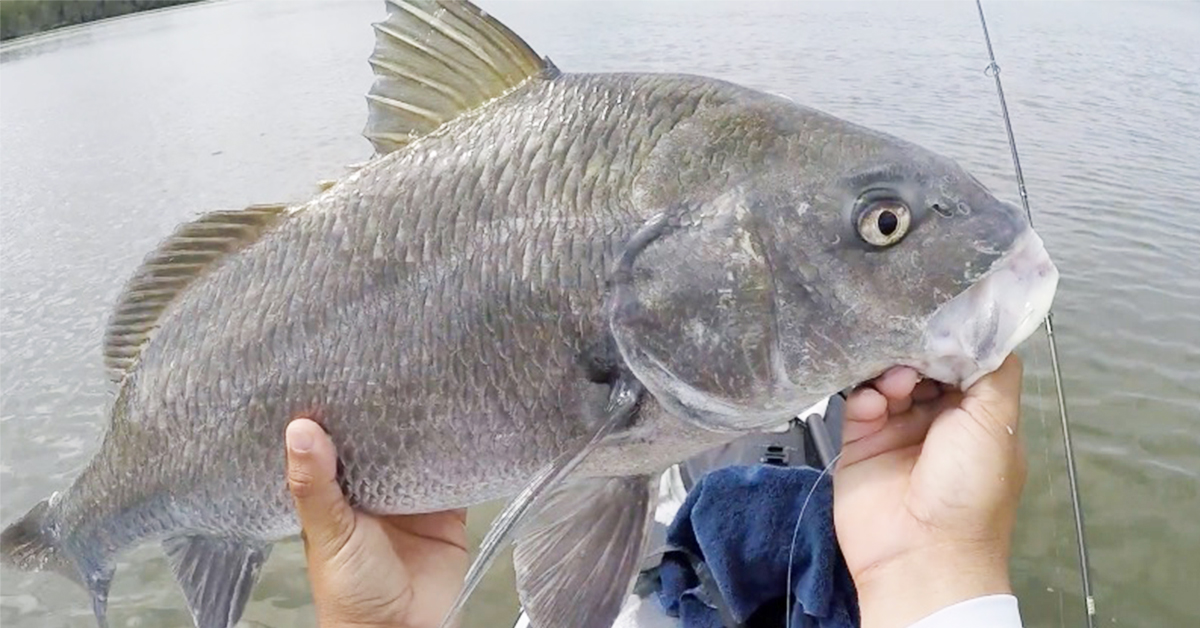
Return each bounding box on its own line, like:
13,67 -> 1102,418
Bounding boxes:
286,418 -> 356,561
888,392 -> 913,415
962,353 -> 1024,438
840,400 -> 939,467
845,386 -> 887,423
447,508 -> 468,525
842,388 -> 886,446
911,379 -> 942,403
873,366 -> 921,403
379,509 -> 471,553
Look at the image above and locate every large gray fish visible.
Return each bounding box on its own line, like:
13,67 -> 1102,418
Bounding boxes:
0,1 -> 1059,627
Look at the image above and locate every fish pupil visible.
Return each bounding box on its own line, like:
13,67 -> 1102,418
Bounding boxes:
877,210 -> 899,236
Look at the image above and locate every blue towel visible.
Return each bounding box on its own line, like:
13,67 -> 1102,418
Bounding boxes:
656,465 -> 859,628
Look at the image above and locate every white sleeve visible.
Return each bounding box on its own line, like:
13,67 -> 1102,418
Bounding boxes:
908,594 -> 1023,628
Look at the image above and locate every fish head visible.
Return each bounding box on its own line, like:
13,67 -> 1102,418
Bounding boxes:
612,107 -> 1057,432
763,137 -> 1058,393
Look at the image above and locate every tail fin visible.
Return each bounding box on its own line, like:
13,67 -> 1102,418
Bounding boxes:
0,495 -> 76,581
2,495 -> 114,627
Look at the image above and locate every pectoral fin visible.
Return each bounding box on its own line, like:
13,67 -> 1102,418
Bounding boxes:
513,475 -> 658,628
162,535 -> 272,628
437,375 -> 643,628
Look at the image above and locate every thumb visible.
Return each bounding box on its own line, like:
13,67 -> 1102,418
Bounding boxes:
962,353 -> 1024,440
285,418 -> 356,561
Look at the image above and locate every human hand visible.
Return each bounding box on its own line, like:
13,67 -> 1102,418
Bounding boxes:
833,354 -> 1026,628
285,418 -> 469,628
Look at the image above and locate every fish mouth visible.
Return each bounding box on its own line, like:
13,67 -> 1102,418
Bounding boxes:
913,228 -> 1059,388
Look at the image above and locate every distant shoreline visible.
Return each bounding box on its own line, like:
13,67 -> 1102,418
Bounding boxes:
0,0 -> 206,41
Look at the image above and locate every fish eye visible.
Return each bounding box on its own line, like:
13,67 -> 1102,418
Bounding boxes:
856,200 -> 911,247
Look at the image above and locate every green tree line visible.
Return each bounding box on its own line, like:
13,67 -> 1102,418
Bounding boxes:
0,0 -> 205,41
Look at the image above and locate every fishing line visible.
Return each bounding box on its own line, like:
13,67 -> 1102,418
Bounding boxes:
1029,336 -> 1070,628
784,450 -> 843,627
974,2 -> 1096,626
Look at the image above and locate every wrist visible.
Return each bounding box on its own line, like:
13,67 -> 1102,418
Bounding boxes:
315,605 -> 403,628
853,544 -> 1012,628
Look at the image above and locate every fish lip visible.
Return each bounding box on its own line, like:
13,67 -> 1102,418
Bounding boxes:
913,228 -> 1059,387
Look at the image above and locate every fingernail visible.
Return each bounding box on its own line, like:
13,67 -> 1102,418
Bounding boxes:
287,424 -> 313,453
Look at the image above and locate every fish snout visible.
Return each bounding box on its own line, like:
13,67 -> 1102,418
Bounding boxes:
915,228 -> 1059,387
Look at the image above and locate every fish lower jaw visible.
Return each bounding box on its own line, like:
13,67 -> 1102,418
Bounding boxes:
915,228 -> 1059,388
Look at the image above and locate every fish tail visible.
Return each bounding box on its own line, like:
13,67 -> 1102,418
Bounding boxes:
0,494 -> 76,581
2,494 -> 115,627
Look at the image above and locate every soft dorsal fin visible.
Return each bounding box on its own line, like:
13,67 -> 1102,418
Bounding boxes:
364,0 -> 553,155
103,204 -> 290,383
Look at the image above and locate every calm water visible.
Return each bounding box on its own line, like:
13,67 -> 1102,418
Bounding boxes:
1,1 -> 1197,626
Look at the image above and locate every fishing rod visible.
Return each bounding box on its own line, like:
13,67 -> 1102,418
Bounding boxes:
974,2 -> 1097,627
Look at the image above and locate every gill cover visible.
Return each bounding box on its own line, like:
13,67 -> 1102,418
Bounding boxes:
609,192 -> 797,431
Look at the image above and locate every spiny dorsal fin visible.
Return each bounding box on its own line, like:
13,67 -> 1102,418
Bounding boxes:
364,0 -> 553,155
103,204 -> 290,383
316,161 -> 370,194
